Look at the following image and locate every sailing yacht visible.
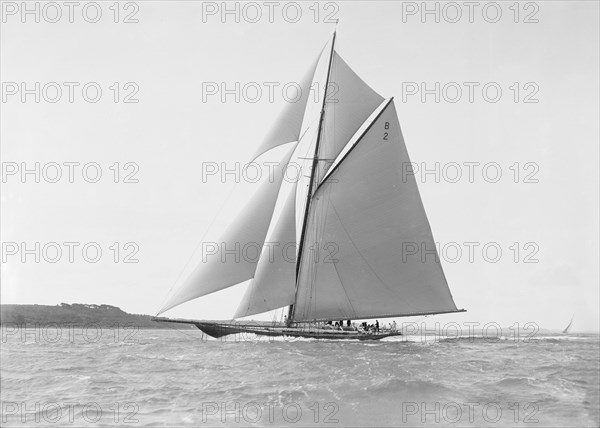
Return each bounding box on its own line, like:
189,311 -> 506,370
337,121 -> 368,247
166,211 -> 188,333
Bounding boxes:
562,315 -> 574,334
153,32 -> 465,340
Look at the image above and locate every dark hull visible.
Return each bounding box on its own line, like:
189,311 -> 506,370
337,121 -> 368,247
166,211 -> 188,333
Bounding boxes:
153,317 -> 401,340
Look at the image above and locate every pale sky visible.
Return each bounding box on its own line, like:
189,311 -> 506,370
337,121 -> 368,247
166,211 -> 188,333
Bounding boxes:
1,1 -> 599,332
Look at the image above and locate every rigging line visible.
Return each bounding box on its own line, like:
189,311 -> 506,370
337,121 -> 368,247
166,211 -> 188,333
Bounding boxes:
236,277 -> 256,320
160,321 -> 207,342
297,115 -> 318,145
290,31 -> 337,323
306,158 -> 330,321
310,205 -> 319,319
307,46 -> 337,322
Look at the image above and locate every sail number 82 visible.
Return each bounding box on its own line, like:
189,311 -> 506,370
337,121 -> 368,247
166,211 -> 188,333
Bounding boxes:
382,122 -> 390,141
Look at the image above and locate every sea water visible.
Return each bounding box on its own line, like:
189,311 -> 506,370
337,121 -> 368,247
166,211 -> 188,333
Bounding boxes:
1,327 -> 598,427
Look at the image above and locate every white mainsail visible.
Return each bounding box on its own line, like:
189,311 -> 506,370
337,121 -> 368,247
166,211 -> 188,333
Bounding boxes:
293,100 -> 459,322
159,33 -> 462,321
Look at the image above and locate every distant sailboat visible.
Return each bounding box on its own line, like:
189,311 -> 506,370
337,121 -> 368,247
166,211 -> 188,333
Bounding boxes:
154,32 -> 465,340
562,315 -> 574,334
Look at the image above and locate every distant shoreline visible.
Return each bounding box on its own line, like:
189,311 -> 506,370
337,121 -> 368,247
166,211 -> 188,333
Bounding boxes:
2,304 -> 597,335
0,303 -> 195,329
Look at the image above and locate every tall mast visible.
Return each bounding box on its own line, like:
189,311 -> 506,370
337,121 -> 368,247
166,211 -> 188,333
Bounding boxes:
287,31 -> 337,325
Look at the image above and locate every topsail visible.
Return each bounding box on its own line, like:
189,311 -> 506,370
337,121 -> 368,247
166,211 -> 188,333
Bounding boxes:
159,32 -> 462,323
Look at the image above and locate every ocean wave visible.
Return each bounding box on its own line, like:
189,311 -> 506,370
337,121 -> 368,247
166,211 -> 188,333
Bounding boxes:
1,329 -> 598,427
